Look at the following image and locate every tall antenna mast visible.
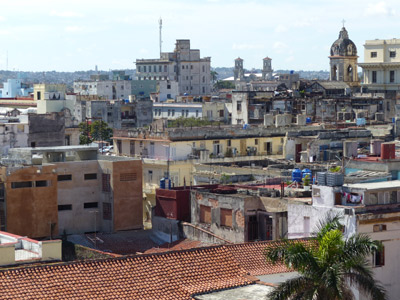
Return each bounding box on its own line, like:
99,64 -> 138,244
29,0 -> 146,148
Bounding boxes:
159,17 -> 162,58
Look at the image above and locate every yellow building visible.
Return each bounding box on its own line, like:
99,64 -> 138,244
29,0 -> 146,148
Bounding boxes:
33,84 -> 66,101
113,126 -> 286,220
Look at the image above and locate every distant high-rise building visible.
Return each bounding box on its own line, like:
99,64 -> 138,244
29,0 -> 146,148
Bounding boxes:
135,39 -> 211,97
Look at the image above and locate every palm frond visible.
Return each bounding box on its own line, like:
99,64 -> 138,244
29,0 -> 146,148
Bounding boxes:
345,272 -> 387,300
267,276 -> 314,300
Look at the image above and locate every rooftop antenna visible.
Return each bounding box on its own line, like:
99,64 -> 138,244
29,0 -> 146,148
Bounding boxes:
159,17 -> 162,58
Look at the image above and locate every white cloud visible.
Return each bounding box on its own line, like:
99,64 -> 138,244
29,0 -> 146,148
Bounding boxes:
64,26 -> 82,32
274,25 -> 288,33
285,56 -> 295,63
50,10 -> 84,18
273,41 -> 287,53
364,1 -> 395,16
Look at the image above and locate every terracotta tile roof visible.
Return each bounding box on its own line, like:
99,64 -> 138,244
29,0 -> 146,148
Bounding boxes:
0,245 -> 254,300
144,238 -> 213,254
226,239 -> 313,276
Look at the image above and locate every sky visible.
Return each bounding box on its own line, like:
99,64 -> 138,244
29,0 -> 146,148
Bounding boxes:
1,0 -> 400,72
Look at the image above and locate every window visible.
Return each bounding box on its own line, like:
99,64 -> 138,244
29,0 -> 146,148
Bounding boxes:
144,66 -> 147,72
137,66 -> 141,72
58,204 -> 72,211
200,205 -> 211,224
237,101 -> 242,111
148,66 -> 152,72
37,91 -> 41,100
172,109 -> 175,116
84,173 -> 97,180
11,181 -> 32,189
202,76 -> 205,83
130,141 -> 135,156
191,65 -> 193,69
186,110 -> 189,117
148,170 -> 153,182
202,87 -> 205,93
58,174 -> 72,181
255,139 -> 258,145
196,110 -> 199,117
374,246 -> 385,267
220,208 -> 232,227
313,188 -> 321,197
35,180 -> 49,187
84,202 -> 98,209
102,174 -> 110,192
371,52 -> 377,58
168,109 -> 171,116
167,84 -> 171,89
372,71 -> 377,83
159,65 -> 162,72
182,65 -> 184,70
202,65 -> 205,72
120,173 -> 137,181
390,51 -> 396,58
164,65 -> 167,72
390,70 -> 395,83
373,224 -> 387,232
227,140 -> 231,147
103,202 -> 112,220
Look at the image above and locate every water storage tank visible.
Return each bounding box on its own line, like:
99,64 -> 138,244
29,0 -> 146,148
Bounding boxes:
292,168 -> 302,183
306,117 -> 312,124
326,173 -> 344,187
381,143 -> 395,160
316,172 -> 326,186
159,178 -> 171,190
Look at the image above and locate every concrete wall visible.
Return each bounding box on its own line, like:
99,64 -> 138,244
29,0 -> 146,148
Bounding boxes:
40,240 -> 62,261
190,190 -> 248,243
28,113 -> 65,147
0,243 -> 16,265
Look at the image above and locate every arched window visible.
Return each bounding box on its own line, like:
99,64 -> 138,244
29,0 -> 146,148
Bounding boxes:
347,65 -> 353,81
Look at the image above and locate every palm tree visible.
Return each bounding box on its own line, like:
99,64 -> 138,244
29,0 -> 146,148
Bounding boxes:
265,213 -> 387,300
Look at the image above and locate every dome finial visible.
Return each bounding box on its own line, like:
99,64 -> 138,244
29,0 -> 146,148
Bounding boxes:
342,19 -> 345,28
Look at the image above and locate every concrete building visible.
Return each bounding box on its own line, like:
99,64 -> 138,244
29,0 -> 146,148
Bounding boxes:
28,112 -> 65,148
153,102 -> 203,120
34,84 -> 66,101
0,146 -> 143,238
234,57 -> 244,81
188,185 -> 288,244
136,39 -> 212,96
359,38 -> 400,96
0,79 -> 32,98
288,180 -> 400,300
329,26 -> 359,87
73,77 -> 132,100
0,231 -> 61,266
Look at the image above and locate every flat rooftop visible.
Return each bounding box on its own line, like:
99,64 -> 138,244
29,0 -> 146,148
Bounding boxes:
345,180 -> 400,190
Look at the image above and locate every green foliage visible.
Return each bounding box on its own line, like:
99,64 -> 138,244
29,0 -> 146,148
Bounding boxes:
225,147 -> 233,158
168,117 -> 220,128
265,212 -> 387,300
214,80 -> 235,90
220,173 -> 231,184
329,166 -> 342,173
78,120 -> 113,145
302,174 -> 310,186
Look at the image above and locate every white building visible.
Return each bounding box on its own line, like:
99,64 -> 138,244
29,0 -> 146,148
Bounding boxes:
359,38 -> 400,94
153,102 -> 202,120
288,180 -> 400,300
0,79 -> 32,98
136,39 -> 211,97
73,80 -> 132,100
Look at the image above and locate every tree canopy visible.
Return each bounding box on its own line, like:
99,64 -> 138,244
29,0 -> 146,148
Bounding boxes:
265,213 -> 387,300
78,120 -> 113,145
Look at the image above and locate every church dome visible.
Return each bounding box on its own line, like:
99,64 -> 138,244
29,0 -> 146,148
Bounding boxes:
330,27 -> 357,56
